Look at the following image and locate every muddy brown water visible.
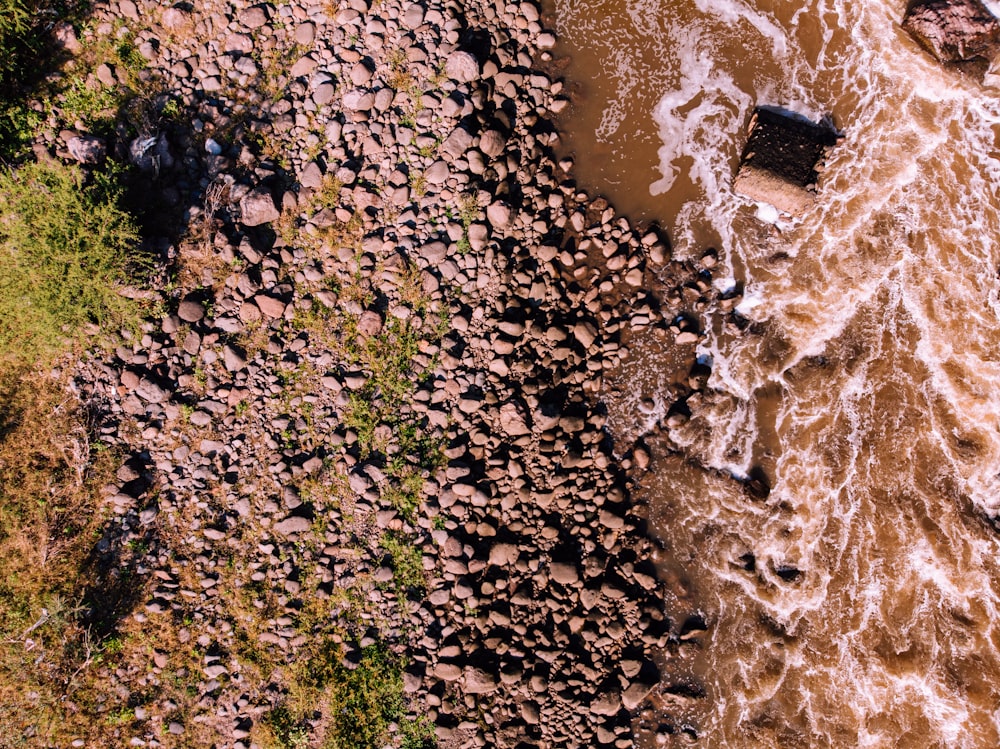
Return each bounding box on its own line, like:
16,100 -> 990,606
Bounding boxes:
552,0 -> 1000,746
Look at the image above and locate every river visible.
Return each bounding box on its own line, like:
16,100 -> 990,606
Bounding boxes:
551,0 -> 1000,746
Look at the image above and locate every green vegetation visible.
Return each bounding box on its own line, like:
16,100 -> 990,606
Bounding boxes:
0,4 -> 150,160
263,642 -> 432,749
58,29 -> 147,133
0,0 -> 51,158
453,192 -> 480,253
379,532 -> 426,592
0,160 -> 147,366
0,10 -> 159,745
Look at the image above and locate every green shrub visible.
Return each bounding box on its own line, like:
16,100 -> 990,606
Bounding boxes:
0,0 -> 33,73
274,641 -> 433,749
321,644 -> 430,749
379,532 -> 426,592
0,160 -> 145,364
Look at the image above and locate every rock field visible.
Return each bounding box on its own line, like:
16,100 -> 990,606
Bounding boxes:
41,0 -> 746,745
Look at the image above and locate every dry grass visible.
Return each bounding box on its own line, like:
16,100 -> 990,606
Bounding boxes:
0,366 -> 127,747
174,178 -> 234,290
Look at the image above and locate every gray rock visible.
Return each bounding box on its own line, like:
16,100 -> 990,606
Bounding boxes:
343,90 -> 374,111
433,662 -> 462,681
223,344 -> 247,372
177,298 -> 204,323
574,322 -> 597,348
295,21 -> 315,44
402,4 -> 425,28
488,543 -> 518,565
225,33 -> 254,54
273,516 -> 311,536
67,135 -> 106,164
350,61 -> 373,86
420,241 -> 448,264
441,126 -> 474,158
445,51 -> 480,83
136,378 -> 169,403
96,63 -> 116,87
486,201 -> 512,229
240,187 -> 280,226
903,0 -> 1000,76
479,130 -> 506,159
129,133 -> 172,173
253,294 -> 287,319
299,161 -> 324,189
239,5 -> 269,29
550,563 -> 579,585
590,690 -> 622,716
622,680 -> 657,710
468,223 -> 489,251
160,7 -> 189,30
313,82 -> 336,106
425,160 -> 450,185
733,107 -> 840,216
463,667 -> 499,694
53,21 -> 82,53
499,400 -> 530,436
290,54 -> 318,78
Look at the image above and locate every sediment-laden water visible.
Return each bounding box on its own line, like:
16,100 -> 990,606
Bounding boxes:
553,0 -> 1000,746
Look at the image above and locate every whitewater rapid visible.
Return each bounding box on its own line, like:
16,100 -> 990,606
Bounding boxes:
553,0 -> 1000,746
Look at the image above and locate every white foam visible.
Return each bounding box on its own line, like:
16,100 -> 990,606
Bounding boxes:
734,289 -> 763,317
693,0 -> 788,57
754,202 -> 780,224
713,276 -> 738,294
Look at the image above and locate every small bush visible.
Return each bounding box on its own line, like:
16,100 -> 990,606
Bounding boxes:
321,644 -> 430,749
0,0 -> 77,159
379,532 -> 426,593
271,640 -> 432,749
0,160 -> 146,365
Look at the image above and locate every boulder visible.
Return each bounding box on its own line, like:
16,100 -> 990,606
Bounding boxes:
903,0 -> 1000,78
240,187 -> 280,226
463,667 -> 499,694
67,135 -> 106,164
273,515 -> 311,536
733,107 -> 840,216
445,51 -> 480,83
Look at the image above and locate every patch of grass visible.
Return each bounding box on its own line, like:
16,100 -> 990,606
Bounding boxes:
0,160 -> 148,366
409,170 -> 427,198
379,533 -> 425,593
457,192 -> 480,227
385,48 -> 415,92
0,372 -> 124,746
253,40 -> 306,104
342,315 -> 423,457
278,173 -> 365,255
453,192 -> 480,254
380,470 -> 425,523
276,641 -> 431,749
55,24 -> 148,136
0,0 -> 73,158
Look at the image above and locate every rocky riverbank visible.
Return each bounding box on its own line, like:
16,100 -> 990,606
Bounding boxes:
27,0 -> 738,746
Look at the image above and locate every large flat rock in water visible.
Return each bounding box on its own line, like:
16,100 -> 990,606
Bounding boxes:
733,107 -> 840,216
903,0 -> 1000,79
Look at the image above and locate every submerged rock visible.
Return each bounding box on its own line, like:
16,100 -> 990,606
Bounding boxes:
733,106 -> 841,216
903,0 -> 1000,79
